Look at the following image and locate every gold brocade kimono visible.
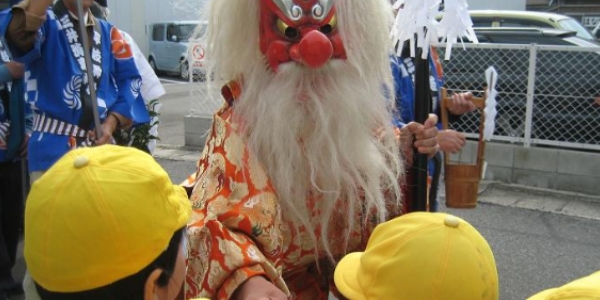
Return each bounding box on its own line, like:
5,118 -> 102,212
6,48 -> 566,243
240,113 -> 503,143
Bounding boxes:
185,83 -> 403,300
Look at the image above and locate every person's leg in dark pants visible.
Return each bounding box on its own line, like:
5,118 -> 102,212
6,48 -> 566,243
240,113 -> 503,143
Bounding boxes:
0,161 -> 25,297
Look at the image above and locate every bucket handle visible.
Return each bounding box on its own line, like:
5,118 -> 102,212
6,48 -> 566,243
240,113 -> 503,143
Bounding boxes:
440,88 -> 487,177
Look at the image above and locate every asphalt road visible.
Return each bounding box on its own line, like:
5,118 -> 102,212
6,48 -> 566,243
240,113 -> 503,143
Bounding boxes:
157,158 -> 600,300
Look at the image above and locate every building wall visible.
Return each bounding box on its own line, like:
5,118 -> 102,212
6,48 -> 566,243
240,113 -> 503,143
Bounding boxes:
107,0 -> 208,57
470,0 -> 526,10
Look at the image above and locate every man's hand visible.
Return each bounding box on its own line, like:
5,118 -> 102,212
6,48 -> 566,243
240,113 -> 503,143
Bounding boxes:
89,114 -> 119,145
6,62 -> 24,80
400,114 -> 439,165
447,92 -> 476,116
21,0 -> 55,17
232,276 -> 288,300
438,129 -> 466,154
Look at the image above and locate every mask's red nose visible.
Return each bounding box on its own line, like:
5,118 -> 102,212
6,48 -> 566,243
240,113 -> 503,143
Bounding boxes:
290,30 -> 333,69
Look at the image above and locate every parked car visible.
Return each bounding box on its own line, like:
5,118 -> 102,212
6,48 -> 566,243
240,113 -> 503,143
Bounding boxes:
465,10 -> 597,42
148,21 -> 207,79
442,27 -> 600,145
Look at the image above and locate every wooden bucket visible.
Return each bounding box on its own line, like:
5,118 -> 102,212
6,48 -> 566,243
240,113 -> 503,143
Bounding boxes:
444,163 -> 480,208
440,88 -> 488,209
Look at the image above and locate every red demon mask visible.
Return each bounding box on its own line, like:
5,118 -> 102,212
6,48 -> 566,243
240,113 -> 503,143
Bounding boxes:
260,0 -> 347,72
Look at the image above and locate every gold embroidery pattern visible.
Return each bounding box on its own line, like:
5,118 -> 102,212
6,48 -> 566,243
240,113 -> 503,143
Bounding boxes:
186,106 -> 401,299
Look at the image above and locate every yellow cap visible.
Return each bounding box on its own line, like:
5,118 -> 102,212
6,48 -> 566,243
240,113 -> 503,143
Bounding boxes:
527,271 -> 600,300
24,145 -> 192,292
334,212 -> 498,300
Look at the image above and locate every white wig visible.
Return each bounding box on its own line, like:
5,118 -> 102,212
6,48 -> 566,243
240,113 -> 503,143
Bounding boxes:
200,0 -> 403,259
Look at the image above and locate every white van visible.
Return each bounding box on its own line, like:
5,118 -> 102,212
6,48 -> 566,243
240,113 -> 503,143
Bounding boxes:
148,21 -> 207,79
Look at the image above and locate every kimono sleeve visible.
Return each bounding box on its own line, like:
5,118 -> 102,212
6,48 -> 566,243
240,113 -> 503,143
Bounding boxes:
185,111 -> 289,300
108,25 -> 140,121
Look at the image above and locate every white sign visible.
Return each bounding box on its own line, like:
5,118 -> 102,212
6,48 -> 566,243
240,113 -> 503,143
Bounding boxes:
189,40 -> 206,69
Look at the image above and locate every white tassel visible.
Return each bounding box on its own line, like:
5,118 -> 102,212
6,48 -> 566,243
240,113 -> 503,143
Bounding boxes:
391,0 -> 477,60
483,67 -> 498,141
437,0 -> 479,60
391,0 -> 441,59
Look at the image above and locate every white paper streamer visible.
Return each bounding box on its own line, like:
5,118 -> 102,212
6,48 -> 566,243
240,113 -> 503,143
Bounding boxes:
391,0 -> 478,60
484,66 -> 498,141
436,0 -> 479,60
391,0 -> 441,59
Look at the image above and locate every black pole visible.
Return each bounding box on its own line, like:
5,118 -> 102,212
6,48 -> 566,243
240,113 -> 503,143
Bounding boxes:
75,0 -> 103,139
411,47 -> 431,212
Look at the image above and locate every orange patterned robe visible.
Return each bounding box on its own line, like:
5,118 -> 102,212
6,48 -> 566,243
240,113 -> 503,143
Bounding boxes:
185,83 -> 404,300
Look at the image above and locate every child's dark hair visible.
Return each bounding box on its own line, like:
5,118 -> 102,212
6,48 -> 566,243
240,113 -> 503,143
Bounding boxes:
35,228 -> 184,300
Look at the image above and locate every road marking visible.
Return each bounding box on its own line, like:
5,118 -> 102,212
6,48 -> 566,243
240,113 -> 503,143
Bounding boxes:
160,78 -> 187,85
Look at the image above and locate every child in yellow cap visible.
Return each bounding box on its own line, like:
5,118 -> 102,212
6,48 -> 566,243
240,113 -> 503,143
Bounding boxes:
23,145 -> 192,300
527,271 -> 600,300
334,212 -> 499,300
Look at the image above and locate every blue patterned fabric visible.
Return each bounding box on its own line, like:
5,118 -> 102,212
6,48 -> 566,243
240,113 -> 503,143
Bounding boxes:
0,10 -> 32,162
3,8 -> 141,171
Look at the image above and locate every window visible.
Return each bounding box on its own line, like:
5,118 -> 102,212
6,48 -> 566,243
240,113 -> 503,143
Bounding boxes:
557,18 -> 595,40
197,24 -> 208,38
152,24 -> 165,41
499,18 -> 553,28
177,24 -> 198,42
471,17 -> 494,27
474,34 -> 491,43
167,25 -> 177,42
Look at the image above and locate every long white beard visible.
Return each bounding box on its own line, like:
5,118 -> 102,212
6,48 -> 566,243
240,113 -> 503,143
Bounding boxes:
201,0 -> 400,256
233,60 -> 404,256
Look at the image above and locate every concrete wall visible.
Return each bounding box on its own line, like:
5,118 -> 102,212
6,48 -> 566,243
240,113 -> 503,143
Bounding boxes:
453,141 -> 600,196
184,115 -> 213,148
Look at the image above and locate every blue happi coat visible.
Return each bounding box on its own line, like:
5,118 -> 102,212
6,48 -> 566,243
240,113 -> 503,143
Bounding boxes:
3,7 -> 141,172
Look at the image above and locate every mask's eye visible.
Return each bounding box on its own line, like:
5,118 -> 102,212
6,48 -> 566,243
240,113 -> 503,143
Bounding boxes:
276,19 -> 300,40
319,15 -> 337,35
